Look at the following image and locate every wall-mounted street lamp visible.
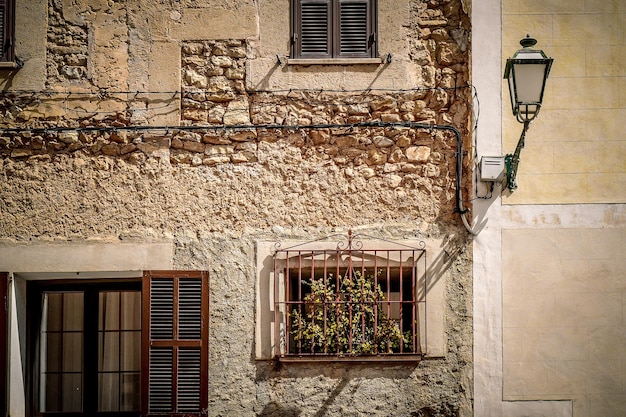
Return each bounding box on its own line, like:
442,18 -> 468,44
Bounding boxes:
502,35 -> 553,190
480,35 -> 553,191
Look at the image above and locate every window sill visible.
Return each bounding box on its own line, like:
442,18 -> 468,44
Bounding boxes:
287,57 -> 384,66
277,354 -> 423,363
0,61 -> 20,69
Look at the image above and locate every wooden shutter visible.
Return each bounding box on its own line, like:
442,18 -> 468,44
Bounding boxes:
338,0 -> 371,57
142,271 -> 209,416
0,0 -> 15,62
0,273 -> 7,416
294,0 -> 331,58
293,0 -> 376,59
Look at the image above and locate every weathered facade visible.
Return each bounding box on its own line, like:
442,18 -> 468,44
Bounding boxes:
0,1 -> 473,416
473,1 -> 626,417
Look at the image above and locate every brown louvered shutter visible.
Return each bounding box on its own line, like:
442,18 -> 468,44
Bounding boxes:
338,0 -> 372,57
0,0 -> 14,62
292,0 -> 376,59
142,271 -> 209,416
0,273 -> 7,415
295,0 -> 332,58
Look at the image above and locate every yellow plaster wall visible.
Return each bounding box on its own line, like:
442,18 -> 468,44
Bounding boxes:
502,227 -> 626,417
502,0 -> 626,204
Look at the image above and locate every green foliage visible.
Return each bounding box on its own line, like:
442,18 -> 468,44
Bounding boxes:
290,270 -> 412,355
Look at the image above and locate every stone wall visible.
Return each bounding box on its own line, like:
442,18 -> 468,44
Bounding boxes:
47,0 -> 89,83
0,0 -> 472,416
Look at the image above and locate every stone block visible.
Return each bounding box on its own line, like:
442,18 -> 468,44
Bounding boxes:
224,109 -> 251,126
585,46 -> 625,77
552,14 -> 621,46
584,108 -> 626,141
503,173 -> 590,204
227,130 -> 256,143
516,141 -> 554,174
547,359 -> 623,395
518,0 -> 584,13
502,228 -> 557,261
406,146 -> 431,162
185,69 -> 208,88
169,7 -> 257,40
381,113 -> 402,122
10,149 -> 33,158
553,77 -> 621,110
203,155 -> 230,165
503,291 -> 556,329
101,144 -> 120,156
502,14 -> 553,49
587,173 -> 626,203
183,141 -> 205,153
59,132 -> 79,144
534,109 -> 584,142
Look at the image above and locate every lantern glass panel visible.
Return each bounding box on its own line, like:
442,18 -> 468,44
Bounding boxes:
512,63 -> 547,104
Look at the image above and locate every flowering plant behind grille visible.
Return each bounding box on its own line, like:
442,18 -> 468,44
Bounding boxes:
290,270 -> 411,355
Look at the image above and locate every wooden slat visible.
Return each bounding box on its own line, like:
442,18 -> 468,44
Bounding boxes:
339,0 -> 368,54
148,347 -> 173,412
176,348 -> 201,412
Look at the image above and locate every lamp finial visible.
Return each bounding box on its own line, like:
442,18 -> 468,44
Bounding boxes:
519,34 -> 537,48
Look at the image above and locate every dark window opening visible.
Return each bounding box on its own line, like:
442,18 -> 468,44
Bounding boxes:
286,266 -> 418,356
28,280 -> 142,417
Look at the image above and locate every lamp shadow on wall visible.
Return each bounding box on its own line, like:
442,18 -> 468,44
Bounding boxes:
254,379 -> 350,417
257,401 -> 302,417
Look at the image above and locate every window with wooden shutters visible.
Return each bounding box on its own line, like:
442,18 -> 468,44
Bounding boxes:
0,0 -> 15,63
292,0 -> 376,59
142,271 -> 209,416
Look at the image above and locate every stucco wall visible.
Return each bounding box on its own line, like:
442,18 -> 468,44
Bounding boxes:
503,226 -> 626,417
502,0 -> 626,204
472,1 -> 626,416
0,0 -> 473,416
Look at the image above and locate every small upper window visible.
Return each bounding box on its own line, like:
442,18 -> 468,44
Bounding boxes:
291,0 -> 377,59
0,0 -> 16,64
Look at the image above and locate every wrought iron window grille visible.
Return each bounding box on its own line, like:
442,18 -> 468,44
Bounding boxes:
272,231 -> 426,362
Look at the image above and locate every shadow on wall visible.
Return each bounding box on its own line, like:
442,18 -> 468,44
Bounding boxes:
0,68 -> 20,91
257,401 -> 301,417
255,379 -> 350,417
420,233 -> 465,301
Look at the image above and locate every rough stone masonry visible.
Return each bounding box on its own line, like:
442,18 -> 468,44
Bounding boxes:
0,0 -> 473,415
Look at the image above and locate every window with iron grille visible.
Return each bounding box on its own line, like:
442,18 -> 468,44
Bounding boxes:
291,0 -> 377,59
273,232 -> 425,361
0,0 -> 15,63
23,271 -> 208,417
